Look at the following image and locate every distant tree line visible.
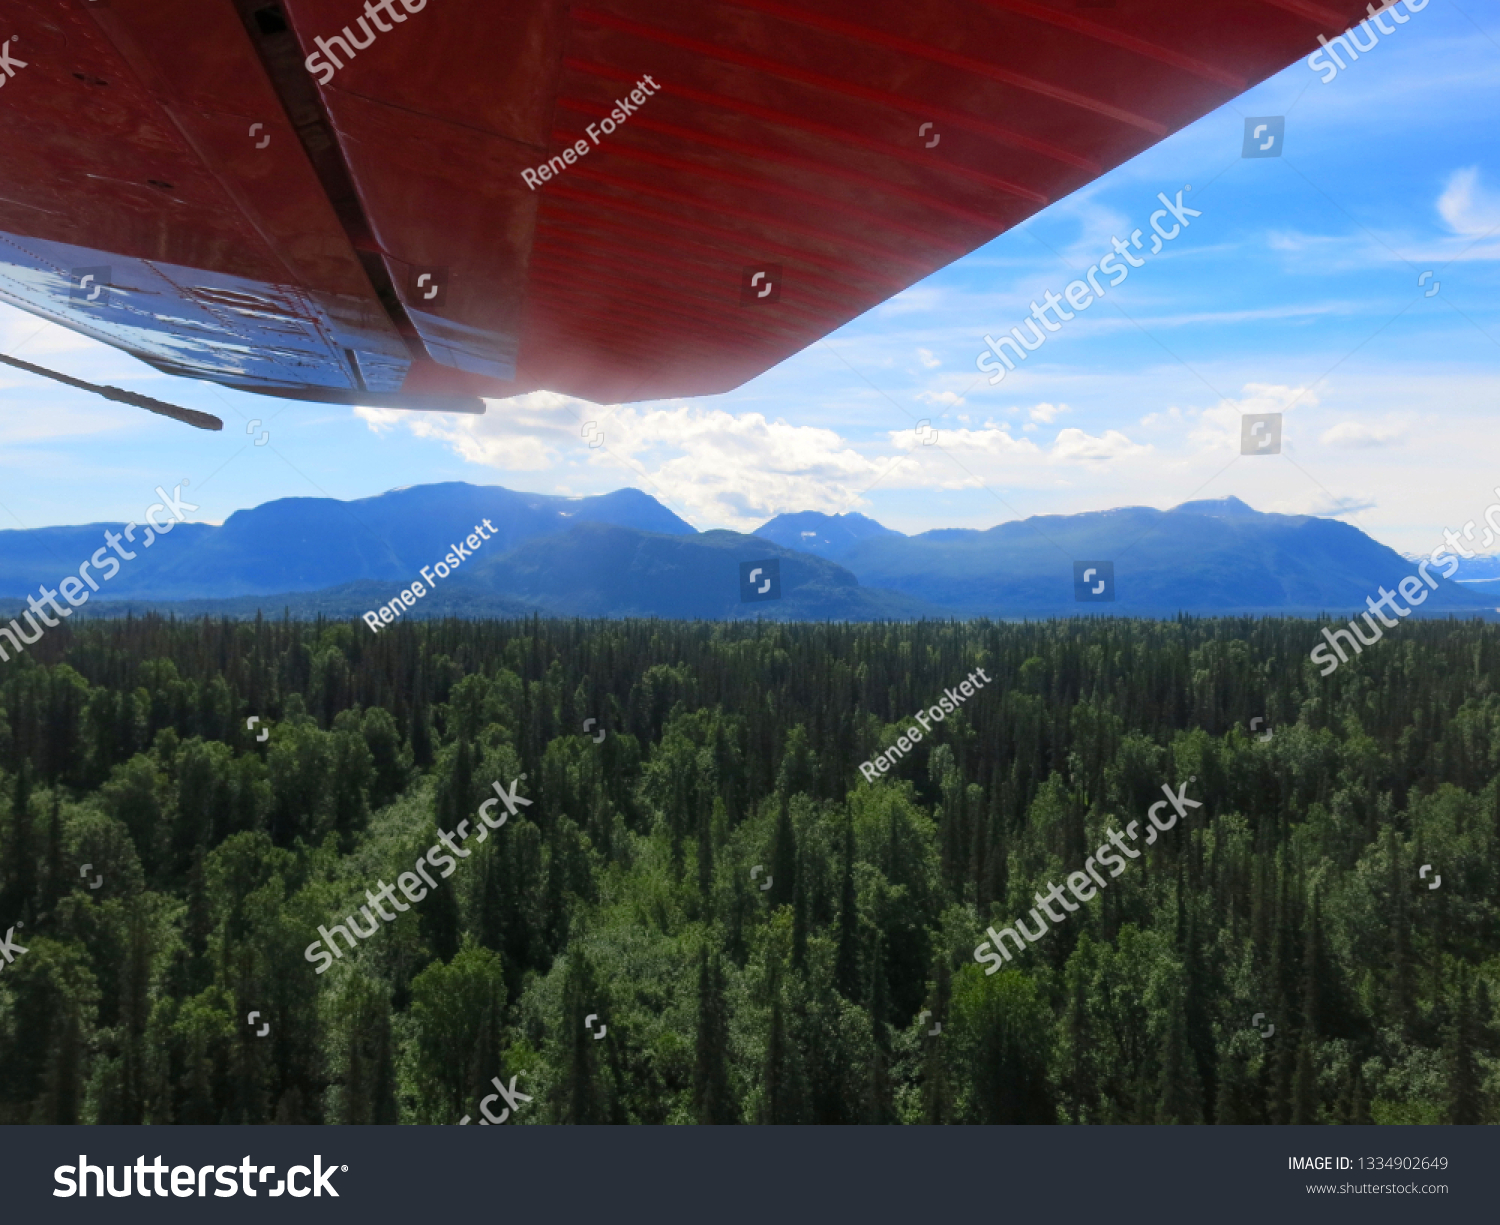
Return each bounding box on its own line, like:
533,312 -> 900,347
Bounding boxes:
0,612 -> 1495,1124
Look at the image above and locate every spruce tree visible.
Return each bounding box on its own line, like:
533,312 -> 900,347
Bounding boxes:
1156,1006 -> 1204,1124
1290,1035 -> 1318,1124
1,759 -> 34,928
693,948 -> 737,1124
557,951 -> 608,1124
922,953 -> 952,1125
868,934 -> 892,1124
770,798 -> 796,910
835,808 -> 860,1001
1445,974 -> 1482,1124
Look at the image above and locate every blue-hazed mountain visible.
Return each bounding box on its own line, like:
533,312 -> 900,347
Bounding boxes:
3,484 -> 1493,621
1434,553 -> 1500,599
752,510 -> 901,559
461,522 -> 935,620
799,496 -> 1495,616
0,483 -> 694,600
42,525 -> 938,622
0,521 -> 220,596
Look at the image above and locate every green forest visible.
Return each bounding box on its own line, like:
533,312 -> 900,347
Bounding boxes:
0,613 -> 1495,1125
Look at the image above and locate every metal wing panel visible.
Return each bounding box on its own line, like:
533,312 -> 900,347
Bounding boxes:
280,0 -> 562,383
0,0 -> 410,396
0,230 -> 407,392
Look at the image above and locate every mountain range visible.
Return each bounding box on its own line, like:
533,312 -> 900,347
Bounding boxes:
0,483 -> 1493,622
756,497 -> 1496,617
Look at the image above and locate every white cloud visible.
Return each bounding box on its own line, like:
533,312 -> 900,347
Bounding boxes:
886,421 -> 1145,467
1050,427 -> 1149,461
357,390 -> 572,471
1437,167 -> 1500,238
351,404 -> 403,435
362,392 -> 905,530
1187,383 -> 1319,451
1263,166 -> 1500,267
916,347 -> 941,369
607,404 -> 894,527
1140,405 -> 1187,429
1051,192 -> 1132,266
891,426 -> 1039,457
1319,420 -> 1404,448
364,389 -> 1156,530
1280,492 -> 1378,517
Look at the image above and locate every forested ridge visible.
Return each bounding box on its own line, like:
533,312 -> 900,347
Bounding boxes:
0,613 -> 1496,1124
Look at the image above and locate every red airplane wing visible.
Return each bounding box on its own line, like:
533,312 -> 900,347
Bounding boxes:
0,0 -> 1371,413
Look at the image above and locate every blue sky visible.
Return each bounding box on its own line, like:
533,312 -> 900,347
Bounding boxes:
3,0 -> 1499,558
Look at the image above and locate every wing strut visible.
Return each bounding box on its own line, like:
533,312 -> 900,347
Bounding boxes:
0,353 -> 224,431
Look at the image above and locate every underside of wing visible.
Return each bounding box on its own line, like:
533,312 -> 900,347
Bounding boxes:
0,0 -> 1373,414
